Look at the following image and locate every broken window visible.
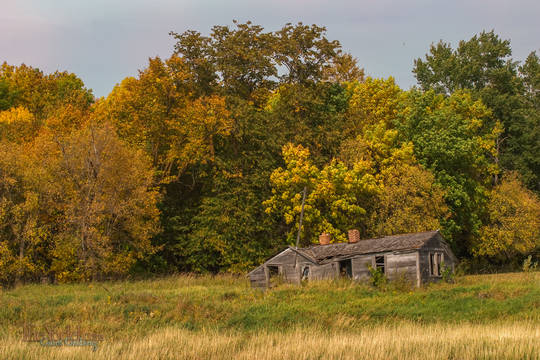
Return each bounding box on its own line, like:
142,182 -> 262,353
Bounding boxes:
301,266 -> 310,281
429,253 -> 444,276
339,259 -> 352,278
268,265 -> 279,276
375,256 -> 385,274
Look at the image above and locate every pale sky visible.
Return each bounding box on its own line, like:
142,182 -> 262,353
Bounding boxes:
1,0 -> 539,97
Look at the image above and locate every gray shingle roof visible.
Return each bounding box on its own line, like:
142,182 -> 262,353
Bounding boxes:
295,230 -> 439,263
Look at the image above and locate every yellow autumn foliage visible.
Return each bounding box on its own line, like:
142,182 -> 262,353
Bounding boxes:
475,172 -> 540,260
0,106 -> 38,142
96,55 -> 232,183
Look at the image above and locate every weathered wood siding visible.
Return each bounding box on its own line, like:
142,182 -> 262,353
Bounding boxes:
385,252 -> 418,283
280,264 -> 300,284
259,248 -> 313,285
351,255 -> 372,281
418,233 -> 457,284
418,250 -> 456,283
249,266 -> 267,288
418,250 -> 431,284
310,262 -> 337,280
266,248 -> 297,266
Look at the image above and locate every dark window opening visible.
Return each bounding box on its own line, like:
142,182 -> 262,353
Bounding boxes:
375,256 -> 385,274
429,253 -> 443,276
302,266 -> 310,281
268,265 -> 279,276
267,265 -> 280,287
339,259 -> 352,278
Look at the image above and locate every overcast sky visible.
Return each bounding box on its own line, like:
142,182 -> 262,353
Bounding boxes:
2,0 -> 539,97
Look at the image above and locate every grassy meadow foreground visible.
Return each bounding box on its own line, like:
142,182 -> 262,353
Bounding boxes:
1,272 -> 539,359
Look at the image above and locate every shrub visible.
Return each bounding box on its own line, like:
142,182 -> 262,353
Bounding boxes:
389,271 -> 414,292
368,265 -> 387,288
440,262 -> 454,283
522,255 -> 538,272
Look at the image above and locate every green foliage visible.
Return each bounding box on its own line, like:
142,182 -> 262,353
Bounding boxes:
367,265 -> 387,288
440,262 -> 454,283
184,179 -> 275,273
414,31 -> 514,94
273,23 -> 341,84
170,21 -> 347,96
0,79 -> 18,111
413,31 -> 540,194
1,25 -> 540,280
515,51 -> 540,193
265,77 -> 450,246
150,22 -> 356,272
396,90 -> 496,255
264,82 -> 351,163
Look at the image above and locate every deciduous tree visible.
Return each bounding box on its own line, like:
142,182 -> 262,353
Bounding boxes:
265,143 -> 378,245
397,90 -> 497,255
413,31 -> 538,192
474,172 -> 540,261
44,123 -> 161,281
98,55 -> 231,183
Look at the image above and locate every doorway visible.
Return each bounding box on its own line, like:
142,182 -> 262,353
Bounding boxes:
267,265 -> 281,287
339,259 -> 352,278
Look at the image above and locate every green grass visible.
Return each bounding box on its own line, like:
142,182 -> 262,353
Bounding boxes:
1,272 -> 539,337
0,272 -> 539,359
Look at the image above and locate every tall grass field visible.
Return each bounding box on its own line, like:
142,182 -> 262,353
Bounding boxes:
1,272 -> 539,359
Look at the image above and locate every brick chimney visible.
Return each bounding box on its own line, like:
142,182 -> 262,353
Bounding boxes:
319,232 -> 331,245
348,229 -> 360,243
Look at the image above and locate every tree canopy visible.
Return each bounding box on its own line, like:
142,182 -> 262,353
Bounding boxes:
0,23 -> 538,283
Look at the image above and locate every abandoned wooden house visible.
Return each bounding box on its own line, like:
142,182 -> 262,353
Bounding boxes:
248,230 -> 457,288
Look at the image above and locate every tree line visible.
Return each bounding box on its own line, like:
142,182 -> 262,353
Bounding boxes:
0,22 -> 539,284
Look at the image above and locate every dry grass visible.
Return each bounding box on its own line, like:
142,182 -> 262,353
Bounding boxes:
1,322 -> 539,360
1,272 -> 539,359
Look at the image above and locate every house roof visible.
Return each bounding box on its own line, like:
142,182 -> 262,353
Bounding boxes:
295,230 -> 440,263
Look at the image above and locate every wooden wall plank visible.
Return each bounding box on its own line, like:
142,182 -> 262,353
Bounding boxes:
352,255 -> 372,281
